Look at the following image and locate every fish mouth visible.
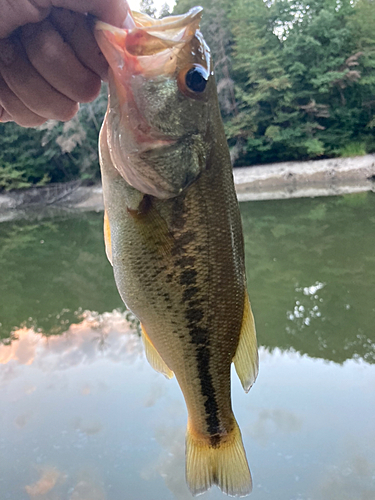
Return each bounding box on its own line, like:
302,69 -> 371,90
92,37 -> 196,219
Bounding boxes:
94,7 -> 209,79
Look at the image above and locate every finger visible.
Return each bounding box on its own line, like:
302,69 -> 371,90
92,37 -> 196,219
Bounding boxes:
21,18 -> 101,102
50,8 -> 108,80
0,73 -> 46,126
0,0 -> 132,39
50,0 -> 131,27
0,0 -> 51,38
0,36 -> 78,121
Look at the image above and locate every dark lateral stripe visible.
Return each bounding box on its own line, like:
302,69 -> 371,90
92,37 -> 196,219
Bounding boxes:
179,263 -> 221,440
195,344 -> 221,443
171,200 -> 221,443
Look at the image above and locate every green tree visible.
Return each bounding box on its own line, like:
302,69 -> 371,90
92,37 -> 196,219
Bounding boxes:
227,0 -> 293,164
0,85 -> 107,191
347,0 -> 375,138
228,0 -> 375,164
139,0 -> 157,17
159,2 -> 171,18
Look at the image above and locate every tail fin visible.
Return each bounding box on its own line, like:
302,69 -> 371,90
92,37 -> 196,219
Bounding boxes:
185,419 -> 252,497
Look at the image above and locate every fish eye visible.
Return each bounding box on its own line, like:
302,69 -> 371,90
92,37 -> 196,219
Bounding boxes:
178,65 -> 209,98
185,67 -> 207,93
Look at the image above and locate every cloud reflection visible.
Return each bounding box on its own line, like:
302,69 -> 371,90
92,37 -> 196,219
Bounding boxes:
25,466 -> 63,498
0,310 -> 142,375
142,424 -> 191,500
316,453 -> 375,500
248,408 -> 303,446
73,417 -> 103,436
0,327 -> 38,366
69,470 -> 107,500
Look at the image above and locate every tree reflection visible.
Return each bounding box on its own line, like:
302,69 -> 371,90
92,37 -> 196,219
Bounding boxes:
1,193 -> 374,364
0,212 -> 124,342
241,192 -> 375,364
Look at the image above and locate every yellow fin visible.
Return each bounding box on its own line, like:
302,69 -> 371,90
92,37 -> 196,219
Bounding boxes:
141,324 -> 174,379
186,418 -> 252,497
233,291 -> 259,393
103,210 -> 113,266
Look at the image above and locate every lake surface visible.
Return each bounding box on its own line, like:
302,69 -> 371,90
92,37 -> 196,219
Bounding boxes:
0,193 -> 374,500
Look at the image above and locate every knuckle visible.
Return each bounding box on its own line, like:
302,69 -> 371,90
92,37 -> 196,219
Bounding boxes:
38,32 -> 61,64
0,2 -> 49,38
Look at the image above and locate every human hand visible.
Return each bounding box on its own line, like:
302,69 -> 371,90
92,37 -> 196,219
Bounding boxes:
0,0 -> 131,127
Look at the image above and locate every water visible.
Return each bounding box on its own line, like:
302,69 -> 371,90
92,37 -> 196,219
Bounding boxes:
0,193 -> 374,500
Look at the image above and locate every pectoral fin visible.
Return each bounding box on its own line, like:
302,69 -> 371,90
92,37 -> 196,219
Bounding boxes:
141,324 -> 174,379
233,291 -> 259,393
103,210 -> 113,266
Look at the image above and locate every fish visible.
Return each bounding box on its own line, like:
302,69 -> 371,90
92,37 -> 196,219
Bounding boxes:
94,5 -> 259,497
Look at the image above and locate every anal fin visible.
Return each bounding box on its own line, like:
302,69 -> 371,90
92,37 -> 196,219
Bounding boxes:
141,324 -> 174,379
233,291 -> 259,393
186,418 -> 252,497
103,210 -> 113,266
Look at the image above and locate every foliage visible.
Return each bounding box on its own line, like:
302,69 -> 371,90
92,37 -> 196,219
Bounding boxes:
0,85 -> 107,191
159,2 -> 171,18
228,0 -> 375,163
339,141 -> 367,157
139,0 -> 157,17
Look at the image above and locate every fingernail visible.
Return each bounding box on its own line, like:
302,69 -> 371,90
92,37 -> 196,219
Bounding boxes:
0,38 -> 16,66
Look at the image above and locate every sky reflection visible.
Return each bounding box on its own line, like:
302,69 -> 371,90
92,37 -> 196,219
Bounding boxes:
1,311 -> 374,500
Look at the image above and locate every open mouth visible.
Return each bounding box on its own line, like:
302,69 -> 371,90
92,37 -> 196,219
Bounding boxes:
94,7 -> 207,80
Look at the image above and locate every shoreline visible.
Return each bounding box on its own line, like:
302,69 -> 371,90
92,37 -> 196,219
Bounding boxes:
234,154 -> 375,201
1,154 -> 374,221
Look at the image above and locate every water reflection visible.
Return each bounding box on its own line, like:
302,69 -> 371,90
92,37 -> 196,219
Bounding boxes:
0,312 -> 374,499
1,194 -> 375,365
1,193 -> 375,499
0,310 -> 142,373
241,192 -> 375,364
0,213 -> 124,340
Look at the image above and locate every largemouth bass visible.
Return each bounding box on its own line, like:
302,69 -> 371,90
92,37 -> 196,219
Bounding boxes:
95,5 -> 258,496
